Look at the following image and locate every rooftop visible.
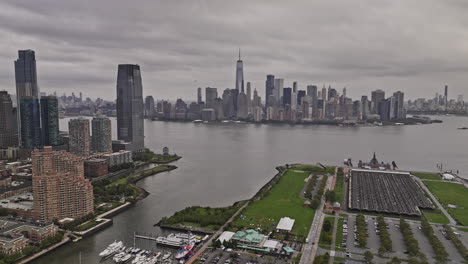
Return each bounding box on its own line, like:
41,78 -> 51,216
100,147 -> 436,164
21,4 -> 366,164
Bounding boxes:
0,192 -> 34,211
276,217 -> 295,232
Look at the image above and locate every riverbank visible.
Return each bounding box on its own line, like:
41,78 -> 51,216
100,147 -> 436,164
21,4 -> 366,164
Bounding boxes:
150,117 -> 442,127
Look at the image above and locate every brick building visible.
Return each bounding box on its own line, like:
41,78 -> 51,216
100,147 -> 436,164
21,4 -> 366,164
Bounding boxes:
31,147 -> 94,221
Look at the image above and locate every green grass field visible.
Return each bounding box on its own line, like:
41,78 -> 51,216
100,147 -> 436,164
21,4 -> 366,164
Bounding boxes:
424,181 -> 468,226
334,173 -> 344,204
319,216 -> 335,246
422,210 -> 450,224
231,170 -> 314,237
335,217 -> 345,248
412,172 -> 441,181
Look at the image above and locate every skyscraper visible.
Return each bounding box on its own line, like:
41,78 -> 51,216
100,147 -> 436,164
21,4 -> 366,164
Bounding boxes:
265,75 -> 275,106
444,85 -> 448,111
235,49 -> 244,93
92,117 -> 112,153
197,87 -> 203,104
40,96 -> 59,146
274,78 -> 284,105
31,146 -> 94,221
237,92 -> 248,119
371,90 -> 386,114
0,91 -> 18,148
205,87 -> 218,108
19,97 -> 42,149
15,50 -> 39,147
393,91 -> 405,119
144,96 -> 155,118
283,88 -> 292,106
69,118 -> 90,156
116,64 -> 145,152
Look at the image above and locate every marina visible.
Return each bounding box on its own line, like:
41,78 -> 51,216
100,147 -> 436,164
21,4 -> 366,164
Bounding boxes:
97,233 -> 199,264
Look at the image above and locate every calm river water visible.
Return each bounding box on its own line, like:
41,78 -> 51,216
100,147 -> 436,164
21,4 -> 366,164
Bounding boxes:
33,115 -> 468,264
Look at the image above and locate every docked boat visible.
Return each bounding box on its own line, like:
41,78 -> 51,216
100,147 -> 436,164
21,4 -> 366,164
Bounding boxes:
155,234 -> 185,247
144,252 -> 161,264
175,240 -> 195,260
162,252 -> 172,260
99,241 -> 123,259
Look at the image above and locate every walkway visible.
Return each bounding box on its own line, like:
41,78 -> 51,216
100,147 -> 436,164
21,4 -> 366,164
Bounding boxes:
17,235 -> 71,264
413,177 -> 457,226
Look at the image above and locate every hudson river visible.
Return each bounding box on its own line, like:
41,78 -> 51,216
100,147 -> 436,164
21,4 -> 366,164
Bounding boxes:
34,115 -> 468,263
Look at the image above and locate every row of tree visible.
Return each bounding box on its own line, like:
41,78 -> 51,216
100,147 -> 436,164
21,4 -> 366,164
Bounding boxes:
356,214 -> 367,248
108,162 -> 134,172
443,224 -> 468,261
304,175 -> 318,199
159,205 -> 239,228
399,219 -> 425,260
377,216 -> 393,254
420,219 -> 448,263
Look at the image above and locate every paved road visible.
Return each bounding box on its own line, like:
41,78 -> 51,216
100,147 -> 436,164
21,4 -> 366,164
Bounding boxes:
413,177 -> 457,226
300,174 -> 332,264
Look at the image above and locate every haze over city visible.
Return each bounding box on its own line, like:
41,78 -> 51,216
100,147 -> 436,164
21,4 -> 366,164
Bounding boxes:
1,0 -> 468,100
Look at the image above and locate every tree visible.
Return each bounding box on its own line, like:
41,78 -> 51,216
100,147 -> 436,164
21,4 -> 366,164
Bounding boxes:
387,257 -> 401,264
323,219 -> 332,232
364,251 -> 374,263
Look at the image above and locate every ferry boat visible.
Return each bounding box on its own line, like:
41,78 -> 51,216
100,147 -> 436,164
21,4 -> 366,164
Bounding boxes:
175,240 -> 195,260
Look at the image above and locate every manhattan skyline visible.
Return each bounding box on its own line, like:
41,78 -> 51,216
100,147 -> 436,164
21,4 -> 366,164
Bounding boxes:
0,1 -> 468,100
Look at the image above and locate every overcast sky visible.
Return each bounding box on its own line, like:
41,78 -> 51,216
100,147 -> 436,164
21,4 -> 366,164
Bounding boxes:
1,0 -> 467,101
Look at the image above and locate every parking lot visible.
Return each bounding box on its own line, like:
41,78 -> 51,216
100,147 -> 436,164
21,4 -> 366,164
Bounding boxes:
335,214 -> 464,263
198,249 -> 289,264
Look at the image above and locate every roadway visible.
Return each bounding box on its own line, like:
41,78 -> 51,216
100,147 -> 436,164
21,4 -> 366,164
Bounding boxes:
299,173 -> 332,264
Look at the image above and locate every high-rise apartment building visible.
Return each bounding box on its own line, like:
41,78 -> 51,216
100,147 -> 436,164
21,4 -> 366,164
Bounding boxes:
69,118 -> 90,156
0,91 -> 18,148
31,146 -> 94,221
91,117 -> 112,153
15,50 -> 39,147
19,97 -> 42,149
116,64 -> 145,152
283,88 -> 292,106
235,49 -> 244,93
40,96 -> 59,146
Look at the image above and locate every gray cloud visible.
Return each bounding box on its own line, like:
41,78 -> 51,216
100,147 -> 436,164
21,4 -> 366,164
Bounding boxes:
0,0 -> 467,101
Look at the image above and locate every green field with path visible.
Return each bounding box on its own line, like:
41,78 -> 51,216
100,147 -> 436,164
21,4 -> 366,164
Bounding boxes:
424,181 -> 468,226
231,169 -> 315,237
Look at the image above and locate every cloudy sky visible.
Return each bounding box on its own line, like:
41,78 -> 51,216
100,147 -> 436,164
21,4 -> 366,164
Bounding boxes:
0,0 -> 467,101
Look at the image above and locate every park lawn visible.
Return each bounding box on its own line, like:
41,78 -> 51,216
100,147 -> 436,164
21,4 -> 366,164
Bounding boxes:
424,181 -> 468,226
335,217 -> 345,248
231,170 -> 314,237
422,210 -> 450,224
75,220 -> 101,231
319,217 -> 335,246
412,172 -> 441,181
334,173 -> 344,204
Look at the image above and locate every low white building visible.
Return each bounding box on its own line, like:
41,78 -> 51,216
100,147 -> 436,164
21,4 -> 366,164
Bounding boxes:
218,231 -> 235,243
276,217 -> 295,233
442,173 -> 455,181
